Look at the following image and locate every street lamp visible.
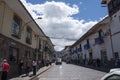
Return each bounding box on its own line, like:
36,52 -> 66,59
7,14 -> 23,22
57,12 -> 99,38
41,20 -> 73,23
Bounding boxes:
21,17 -> 42,33
24,17 -> 42,25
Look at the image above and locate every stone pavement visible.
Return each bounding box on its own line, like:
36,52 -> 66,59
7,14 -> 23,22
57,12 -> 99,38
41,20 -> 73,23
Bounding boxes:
9,65 -> 52,80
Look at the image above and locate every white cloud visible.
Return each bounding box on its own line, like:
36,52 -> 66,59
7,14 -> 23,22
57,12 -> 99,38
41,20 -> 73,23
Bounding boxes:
20,0 -> 98,51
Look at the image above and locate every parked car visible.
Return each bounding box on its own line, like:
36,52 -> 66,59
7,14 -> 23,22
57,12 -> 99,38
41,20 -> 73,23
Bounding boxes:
55,58 -> 62,65
101,68 -> 120,80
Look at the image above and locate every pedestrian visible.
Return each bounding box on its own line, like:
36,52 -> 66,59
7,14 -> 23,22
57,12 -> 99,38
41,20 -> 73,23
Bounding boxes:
96,58 -> 100,67
49,60 -> 52,65
18,59 -> 24,75
38,60 -> 41,68
0,58 -> 3,79
32,60 -> 37,75
1,59 -> 10,80
41,59 -> 45,67
25,59 -> 31,76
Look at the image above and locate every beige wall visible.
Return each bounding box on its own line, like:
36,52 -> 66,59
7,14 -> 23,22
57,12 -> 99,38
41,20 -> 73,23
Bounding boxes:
1,3 -> 13,38
0,2 -> 41,49
0,1 -> 54,58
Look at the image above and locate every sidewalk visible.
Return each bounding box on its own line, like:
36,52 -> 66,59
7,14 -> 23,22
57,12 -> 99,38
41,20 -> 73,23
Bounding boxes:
71,63 -> 110,72
9,65 -> 52,80
81,65 -> 110,72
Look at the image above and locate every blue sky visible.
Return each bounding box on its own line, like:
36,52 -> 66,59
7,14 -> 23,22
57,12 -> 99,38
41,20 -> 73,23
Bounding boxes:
21,0 -> 108,51
26,0 -> 107,21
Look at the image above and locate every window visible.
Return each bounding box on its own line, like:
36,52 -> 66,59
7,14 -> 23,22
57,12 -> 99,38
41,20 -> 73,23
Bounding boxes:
39,40 -> 41,50
12,15 -> 21,38
87,39 -> 89,44
79,44 -> 82,51
99,30 -> 104,37
105,75 -> 120,80
26,27 -> 32,44
101,50 -> 108,64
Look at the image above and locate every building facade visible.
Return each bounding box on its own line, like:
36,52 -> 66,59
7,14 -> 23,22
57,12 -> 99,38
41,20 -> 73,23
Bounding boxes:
63,17 -> 115,67
102,0 -> 120,59
0,0 -> 54,77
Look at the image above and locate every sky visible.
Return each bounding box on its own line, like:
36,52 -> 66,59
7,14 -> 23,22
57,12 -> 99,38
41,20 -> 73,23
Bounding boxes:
20,0 -> 108,51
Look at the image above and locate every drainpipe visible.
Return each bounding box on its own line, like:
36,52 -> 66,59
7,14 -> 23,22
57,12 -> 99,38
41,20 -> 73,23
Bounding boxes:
108,22 -> 114,60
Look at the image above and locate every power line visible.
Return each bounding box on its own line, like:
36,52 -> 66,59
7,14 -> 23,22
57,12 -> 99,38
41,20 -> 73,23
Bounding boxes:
39,35 -> 78,41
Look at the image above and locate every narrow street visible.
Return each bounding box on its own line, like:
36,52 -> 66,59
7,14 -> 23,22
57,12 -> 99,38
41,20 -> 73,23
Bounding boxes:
1,0 -> 120,80
33,63 -> 106,80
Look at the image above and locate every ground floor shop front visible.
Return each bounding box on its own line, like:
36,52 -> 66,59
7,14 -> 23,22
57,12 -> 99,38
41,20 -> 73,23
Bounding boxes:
0,34 -> 43,78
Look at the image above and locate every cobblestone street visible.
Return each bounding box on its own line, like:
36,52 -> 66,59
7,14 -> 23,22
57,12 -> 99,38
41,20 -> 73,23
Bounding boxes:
1,0 -> 119,80
33,63 -> 106,80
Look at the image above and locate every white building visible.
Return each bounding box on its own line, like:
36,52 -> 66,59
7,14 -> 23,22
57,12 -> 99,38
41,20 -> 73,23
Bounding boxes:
102,0 -> 120,59
67,17 -> 114,65
62,46 -> 71,62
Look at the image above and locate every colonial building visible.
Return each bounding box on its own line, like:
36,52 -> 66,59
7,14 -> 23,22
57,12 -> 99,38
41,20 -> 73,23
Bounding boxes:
102,0 -> 120,59
0,0 -> 54,77
81,17 -> 112,64
63,17 -> 114,66
62,46 -> 71,62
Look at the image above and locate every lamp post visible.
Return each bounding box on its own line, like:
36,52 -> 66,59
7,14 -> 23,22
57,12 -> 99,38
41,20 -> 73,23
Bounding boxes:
21,17 -> 42,33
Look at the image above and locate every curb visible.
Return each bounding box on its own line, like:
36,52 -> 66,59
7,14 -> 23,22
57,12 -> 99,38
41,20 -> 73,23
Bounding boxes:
29,66 -> 52,80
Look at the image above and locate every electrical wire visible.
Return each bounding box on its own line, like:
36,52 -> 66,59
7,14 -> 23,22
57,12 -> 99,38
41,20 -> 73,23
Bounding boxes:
38,35 -> 78,41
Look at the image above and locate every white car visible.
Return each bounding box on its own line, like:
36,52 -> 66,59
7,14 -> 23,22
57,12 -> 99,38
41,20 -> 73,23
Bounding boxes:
55,58 -> 62,65
101,68 -> 120,80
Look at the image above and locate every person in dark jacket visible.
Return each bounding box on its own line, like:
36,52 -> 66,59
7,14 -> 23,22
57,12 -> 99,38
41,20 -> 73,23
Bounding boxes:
18,60 -> 24,75
32,60 -> 37,75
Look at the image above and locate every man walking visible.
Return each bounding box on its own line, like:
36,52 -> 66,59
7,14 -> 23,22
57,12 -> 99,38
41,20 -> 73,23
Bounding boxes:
25,59 -> 31,76
1,59 -> 10,80
32,60 -> 37,75
18,59 -> 24,75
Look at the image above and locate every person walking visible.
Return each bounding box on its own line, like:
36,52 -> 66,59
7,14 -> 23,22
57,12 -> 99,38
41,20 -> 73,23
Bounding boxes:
18,59 -> 24,75
32,60 -> 37,75
38,60 -> 41,68
1,59 -> 10,80
25,59 -> 31,76
96,58 -> 100,67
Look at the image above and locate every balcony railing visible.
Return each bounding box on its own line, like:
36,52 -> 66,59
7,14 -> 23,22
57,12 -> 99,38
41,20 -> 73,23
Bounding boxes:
95,37 -> 104,44
84,43 -> 90,50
